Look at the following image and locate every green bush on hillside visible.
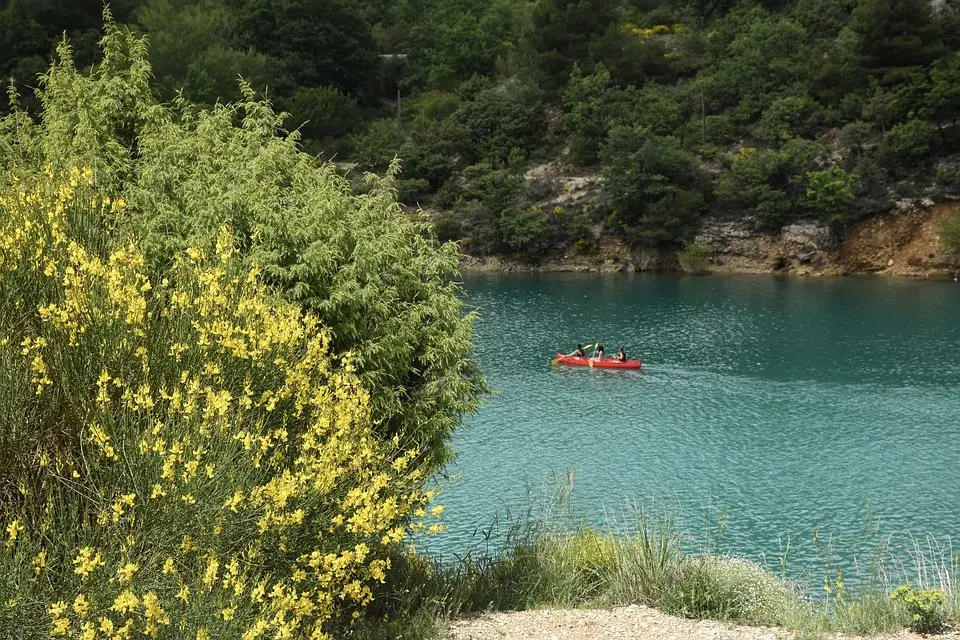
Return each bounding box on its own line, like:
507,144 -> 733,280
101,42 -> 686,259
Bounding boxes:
600,126 -> 707,246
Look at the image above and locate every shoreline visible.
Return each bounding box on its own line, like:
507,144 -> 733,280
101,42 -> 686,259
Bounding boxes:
458,201 -> 960,280
458,255 -> 960,280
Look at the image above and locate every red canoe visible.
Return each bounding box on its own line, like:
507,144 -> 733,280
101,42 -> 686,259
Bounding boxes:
553,353 -> 642,370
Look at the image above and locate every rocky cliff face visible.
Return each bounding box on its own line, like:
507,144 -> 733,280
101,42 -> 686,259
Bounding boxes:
694,201 -> 960,278
460,201 -> 960,278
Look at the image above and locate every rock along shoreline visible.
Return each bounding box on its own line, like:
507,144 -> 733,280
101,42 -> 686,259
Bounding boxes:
459,201 -> 960,280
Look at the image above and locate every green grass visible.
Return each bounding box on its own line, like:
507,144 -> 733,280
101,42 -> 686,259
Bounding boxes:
352,508 -> 959,640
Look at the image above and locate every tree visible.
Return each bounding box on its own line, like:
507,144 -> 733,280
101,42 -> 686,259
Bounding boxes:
717,140 -> 823,227
136,0 -> 273,105
529,0 -> 619,93
600,126 -> 707,245
806,167 -> 859,223
752,95 -> 821,143
885,118 -> 936,162
404,0 -> 526,91
286,85 -> 361,141
714,14 -> 812,121
562,63 -> 618,165
849,0 -> 946,84
922,53 -> 960,136
235,0 -> 380,101
454,79 -> 545,167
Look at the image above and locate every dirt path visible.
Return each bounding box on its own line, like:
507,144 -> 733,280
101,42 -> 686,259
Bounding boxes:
447,605 -> 959,640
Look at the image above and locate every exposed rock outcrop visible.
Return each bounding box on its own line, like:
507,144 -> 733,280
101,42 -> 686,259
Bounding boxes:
460,201 -> 960,278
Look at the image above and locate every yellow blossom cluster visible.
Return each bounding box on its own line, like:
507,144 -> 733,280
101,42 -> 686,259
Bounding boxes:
0,169 -> 441,638
621,23 -> 683,37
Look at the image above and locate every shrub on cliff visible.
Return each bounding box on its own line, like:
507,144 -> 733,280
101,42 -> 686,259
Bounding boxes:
600,126 -> 707,246
1,17 -> 484,476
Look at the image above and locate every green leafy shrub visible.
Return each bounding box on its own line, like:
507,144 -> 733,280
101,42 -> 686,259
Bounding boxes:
885,119 -> 936,163
600,127 -> 707,246
0,168 -> 437,639
805,167 -> 859,223
940,207 -> 960,253
286,85 -> 361,141
0,17 -> 488,638
4,19 -> 484,481
498,206 -> 553,257
889,584 -> 947,633
432,211 -> 465,244
678,243 -> 710,273
454,80 -> 545,168
351,118 -> 403,170
663,556 -> 794,625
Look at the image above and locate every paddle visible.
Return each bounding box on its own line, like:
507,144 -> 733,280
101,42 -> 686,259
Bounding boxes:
552,343 -> 594,365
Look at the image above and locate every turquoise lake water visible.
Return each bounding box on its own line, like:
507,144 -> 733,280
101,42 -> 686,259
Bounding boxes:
429,273 -> 960,584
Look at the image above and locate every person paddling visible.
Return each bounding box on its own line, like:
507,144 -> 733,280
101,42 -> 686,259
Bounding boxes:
566,343 -> 586,358
592,343 -> 605,359
614,345 -> 627,362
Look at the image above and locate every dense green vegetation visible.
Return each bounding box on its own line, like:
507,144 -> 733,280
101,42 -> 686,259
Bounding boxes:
0,19 -> 485,638
3,0 -> 960,259
359,505 -> 959,640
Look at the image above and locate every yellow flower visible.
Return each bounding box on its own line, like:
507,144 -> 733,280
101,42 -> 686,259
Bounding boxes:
99,617 -> 115,635
79,621 -> 96,640
49,600 -> 68,618
117,562 -> 139,584
176,585 -> 190,603
162,558 -> 177,575
73,594 -> 90,617
5,519 -> 21,548
202,556 -> 219,590
110,589 -> 139,615
73,547 -> 105,581
221,606 -> 236,621
143,592 -> 168,624
34,550 -> 47,576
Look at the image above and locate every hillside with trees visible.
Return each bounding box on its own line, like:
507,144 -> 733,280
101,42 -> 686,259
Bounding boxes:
3,0 -> 960,262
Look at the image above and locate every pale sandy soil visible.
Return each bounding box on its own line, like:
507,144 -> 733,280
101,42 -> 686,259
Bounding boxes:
447,605 -> 960,640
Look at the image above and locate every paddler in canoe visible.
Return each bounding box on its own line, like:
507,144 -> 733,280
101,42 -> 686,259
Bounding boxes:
614,345 -> 627,362
592,343 -> 605,359
563,344 -> 587,358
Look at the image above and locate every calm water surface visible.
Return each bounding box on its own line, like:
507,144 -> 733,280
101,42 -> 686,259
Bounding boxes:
430,273 -> 960,581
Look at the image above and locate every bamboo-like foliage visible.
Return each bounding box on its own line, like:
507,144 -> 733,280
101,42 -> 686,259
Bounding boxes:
0,9 -> 481,638
1,9 -> 485,476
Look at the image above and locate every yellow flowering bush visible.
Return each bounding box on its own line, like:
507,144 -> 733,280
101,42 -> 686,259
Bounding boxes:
0,170 -> 436,638
1,14 -> 484,481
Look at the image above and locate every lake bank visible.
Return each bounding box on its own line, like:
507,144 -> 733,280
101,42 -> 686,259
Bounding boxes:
459,201 -> 960,279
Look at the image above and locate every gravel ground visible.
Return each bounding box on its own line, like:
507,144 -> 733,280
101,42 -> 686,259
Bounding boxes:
447,605 -> 960,640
